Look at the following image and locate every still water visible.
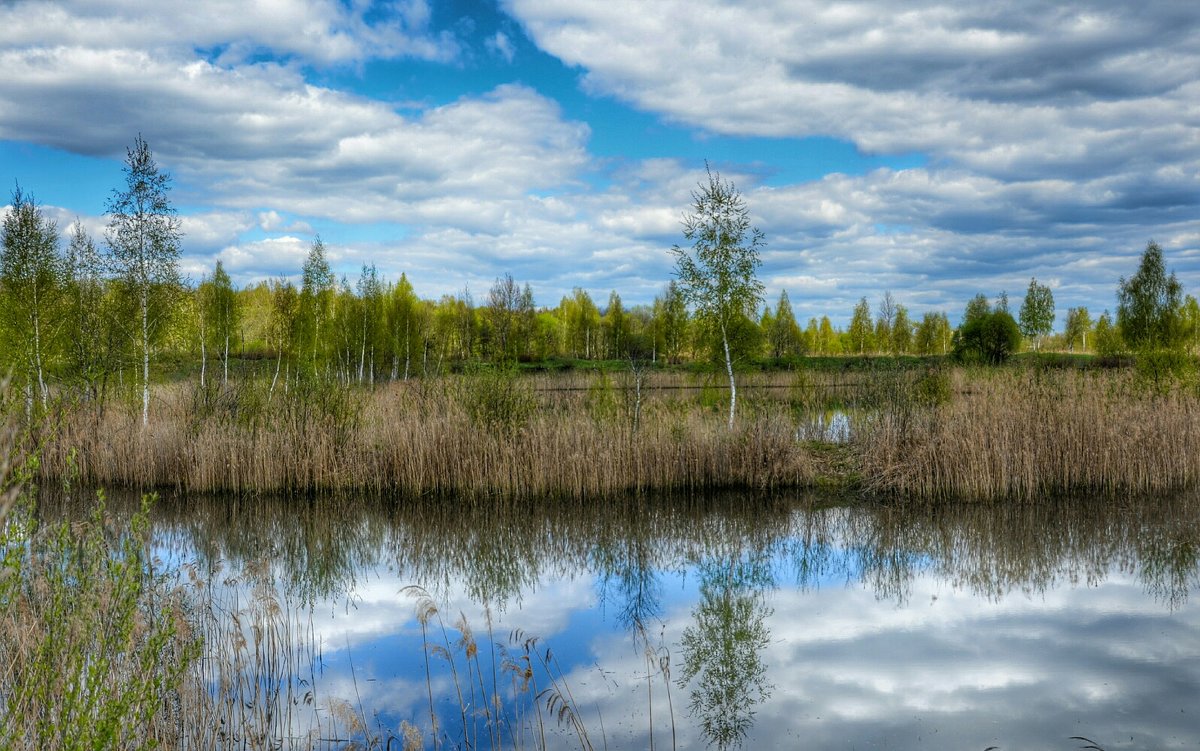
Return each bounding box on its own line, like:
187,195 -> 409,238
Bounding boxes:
123,491 -> 1200,749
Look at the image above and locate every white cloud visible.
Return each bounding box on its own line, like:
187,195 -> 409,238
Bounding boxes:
0,0 -> 458,65
505,0 -> 1200,176
3,0 -> 1196,320
486,30 -> 516,63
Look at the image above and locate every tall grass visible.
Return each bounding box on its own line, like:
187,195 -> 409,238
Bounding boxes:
859,367 -> 1200,499
30,365 -> 1200,501
37,371 -> 818,499
0,491 -> 201,751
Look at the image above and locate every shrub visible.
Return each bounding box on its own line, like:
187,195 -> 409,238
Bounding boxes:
461,366 -> 536,433
953,311 -> 1021,365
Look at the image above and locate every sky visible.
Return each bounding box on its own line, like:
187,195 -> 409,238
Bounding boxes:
1,0 -> 1198,326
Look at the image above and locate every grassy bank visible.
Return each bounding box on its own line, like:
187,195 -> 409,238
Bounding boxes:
23,363 -> 1200,501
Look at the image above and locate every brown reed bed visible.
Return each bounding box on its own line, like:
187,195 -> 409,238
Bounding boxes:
859,366 -> 1200,500
36,371 -> 818,500
28,364 -> 1200,502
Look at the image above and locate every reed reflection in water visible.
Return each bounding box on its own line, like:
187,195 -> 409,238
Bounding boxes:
53,489 -> 1200,750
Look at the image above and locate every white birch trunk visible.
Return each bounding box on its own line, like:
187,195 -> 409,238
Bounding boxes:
269,347 -> 281,402
722,323 -> 736,431
33,311 -> 47,409
142,290 -> 150,427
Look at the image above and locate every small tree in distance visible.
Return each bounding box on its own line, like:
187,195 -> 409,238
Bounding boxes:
1118,241 -> 1185,352
1117,241 -> 1191,389
1019,277 -> 1055,351
670,164 -> 765,429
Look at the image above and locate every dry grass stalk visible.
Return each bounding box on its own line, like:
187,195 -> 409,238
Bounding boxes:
860,368 -> 1200,500
37,372 -> 817,500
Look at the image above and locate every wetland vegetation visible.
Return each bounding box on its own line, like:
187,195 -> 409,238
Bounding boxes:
5,139 -> 1200,749
5,484 -> 1200,750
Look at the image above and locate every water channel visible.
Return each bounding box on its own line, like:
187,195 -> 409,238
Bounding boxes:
77,490 -> 1200,749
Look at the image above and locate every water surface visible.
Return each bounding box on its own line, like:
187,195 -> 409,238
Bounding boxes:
96,491 -> 1200,749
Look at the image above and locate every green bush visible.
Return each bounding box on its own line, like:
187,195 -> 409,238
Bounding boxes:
913,366 -> 952,407
1134,349 -> 1196,395
462,367 -> 536,433
953,311 -> 1021,365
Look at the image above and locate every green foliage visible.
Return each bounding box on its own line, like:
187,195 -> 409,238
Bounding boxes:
891,304 -> 913,355
299,236 -> 335,373
913,365 -> 953,407
953,310 -> 1022,365
1093,310 -> 1123,357
1118,241 -> 1185,352
848,296 -> 873,354
1064,306 -> 1093,352
670,166 -> 765,334
670,164 -> 766,428
766,289 -> 803,358
1133,349 -> 1196,395
0,493 -> 200,750
677,552 -> 774,751
1,185 -> 62,409
585,370 -> 619,422
462,366 -> 536,433
63,223 -> 115,402
1018,277 -> 1055,351
914,311 -> 952,355
962,293 -> 991,325
196,260 -> 240,385
105,137 -> 184,426
704,313 -> 764,366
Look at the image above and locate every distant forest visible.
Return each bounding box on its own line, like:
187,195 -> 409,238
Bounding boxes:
4,139 -> 1197,414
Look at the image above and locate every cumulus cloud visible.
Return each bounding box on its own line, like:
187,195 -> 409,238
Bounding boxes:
505,0 -> 1200,173
0,0 -> 457,65
3,0 -> 1196,319
0,44 -> 592,226
501,0 -> 1199,318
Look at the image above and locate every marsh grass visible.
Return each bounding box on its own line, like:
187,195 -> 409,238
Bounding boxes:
860,367 -> 1200,499
404,585 -> 605,751
28,364 -> 1200,501
0,492 -> 200,751
37,371 -> 821,499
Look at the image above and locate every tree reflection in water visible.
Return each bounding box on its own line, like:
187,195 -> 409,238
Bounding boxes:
33,488 -> 1200,748
678,548 -> 774,750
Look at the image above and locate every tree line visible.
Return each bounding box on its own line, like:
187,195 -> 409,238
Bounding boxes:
4,138 -> 1197,423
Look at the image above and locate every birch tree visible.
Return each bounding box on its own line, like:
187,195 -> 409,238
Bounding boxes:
105,136 -> 183,426
299,237 -> 335,375
848,297 -> 873,355
1019,277 -> 1055,352
1,185 -> 62,413
210,261 -> 238,385
63,221 -> 111,401
670,166 -> 764,429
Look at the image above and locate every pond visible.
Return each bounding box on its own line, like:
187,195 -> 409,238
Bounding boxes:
90,490 -> 1200,750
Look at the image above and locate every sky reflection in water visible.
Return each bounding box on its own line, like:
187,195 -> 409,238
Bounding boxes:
138,493 -> 1200,750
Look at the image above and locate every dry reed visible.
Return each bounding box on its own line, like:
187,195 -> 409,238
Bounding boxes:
860,367 -> 1200,500
32,365 -> 1200,501
37,372 -> 817,500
